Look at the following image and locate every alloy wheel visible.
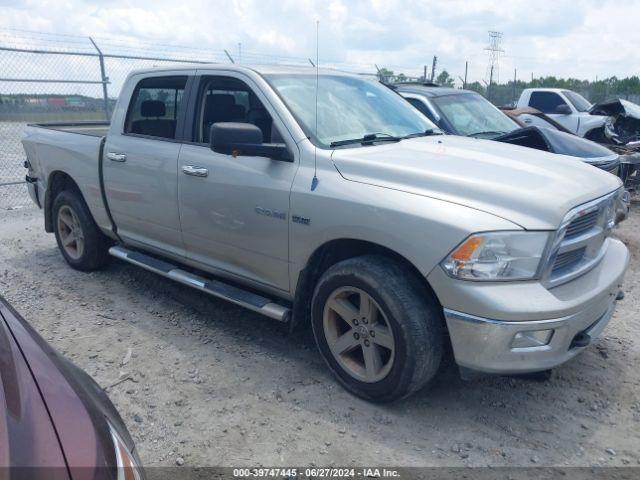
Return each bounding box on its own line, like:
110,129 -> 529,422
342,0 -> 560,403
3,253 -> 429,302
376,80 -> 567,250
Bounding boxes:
322,286 -> 395,383
57,205 -> 85,260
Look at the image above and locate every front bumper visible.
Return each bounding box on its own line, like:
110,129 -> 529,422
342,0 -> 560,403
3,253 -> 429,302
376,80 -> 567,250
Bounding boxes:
430,238 -> 629,374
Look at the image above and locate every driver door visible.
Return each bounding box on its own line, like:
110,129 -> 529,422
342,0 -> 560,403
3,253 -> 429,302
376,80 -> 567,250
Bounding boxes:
177,74 -> 298,292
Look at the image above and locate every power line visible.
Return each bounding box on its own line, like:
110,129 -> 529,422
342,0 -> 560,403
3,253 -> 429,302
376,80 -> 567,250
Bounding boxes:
485,31 -> 504,84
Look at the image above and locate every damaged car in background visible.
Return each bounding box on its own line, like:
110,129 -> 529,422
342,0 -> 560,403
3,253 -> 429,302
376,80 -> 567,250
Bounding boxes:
589,98 -> 640,144
502,106 -> 640,195
515,88 -> 640,145
394,83 -> 625,174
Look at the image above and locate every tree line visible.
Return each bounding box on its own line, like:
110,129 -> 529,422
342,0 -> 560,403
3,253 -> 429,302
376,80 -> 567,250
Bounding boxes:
379,67 -> 640,105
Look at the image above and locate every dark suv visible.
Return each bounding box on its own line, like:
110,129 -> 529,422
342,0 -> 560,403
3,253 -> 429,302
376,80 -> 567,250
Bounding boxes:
393,82 -> 622,176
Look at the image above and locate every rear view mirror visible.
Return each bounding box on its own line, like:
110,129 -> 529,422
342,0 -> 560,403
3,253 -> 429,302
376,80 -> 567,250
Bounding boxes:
555,104 -> 572,115
210,122 -> 292,162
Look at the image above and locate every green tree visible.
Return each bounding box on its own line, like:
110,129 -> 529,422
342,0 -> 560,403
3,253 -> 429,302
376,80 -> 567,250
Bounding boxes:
436,70 -> 455,87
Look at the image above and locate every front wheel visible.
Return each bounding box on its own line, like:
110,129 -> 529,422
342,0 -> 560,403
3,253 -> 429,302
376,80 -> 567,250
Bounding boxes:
311,255 -> 444,402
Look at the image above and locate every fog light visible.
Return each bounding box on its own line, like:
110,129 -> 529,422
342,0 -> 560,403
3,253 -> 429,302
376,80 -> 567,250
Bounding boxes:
511,329 -> 553,349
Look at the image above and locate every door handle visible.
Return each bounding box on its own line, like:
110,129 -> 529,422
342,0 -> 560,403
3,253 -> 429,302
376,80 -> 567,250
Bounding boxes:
181,165 -> 209,177
107,152 -> 127,162
523,118 -> 532,124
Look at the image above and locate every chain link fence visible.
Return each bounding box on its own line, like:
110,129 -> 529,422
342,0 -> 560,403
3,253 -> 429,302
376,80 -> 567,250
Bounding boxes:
0,34 -> 231,210
2,30 -> 640,210
0,31 -> 384,210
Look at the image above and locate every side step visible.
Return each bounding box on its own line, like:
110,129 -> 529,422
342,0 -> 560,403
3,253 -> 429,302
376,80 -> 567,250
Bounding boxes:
109,246 -> 290,322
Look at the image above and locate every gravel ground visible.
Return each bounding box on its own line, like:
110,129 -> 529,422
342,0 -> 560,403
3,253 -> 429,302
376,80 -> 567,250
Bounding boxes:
0,204 -> 639,469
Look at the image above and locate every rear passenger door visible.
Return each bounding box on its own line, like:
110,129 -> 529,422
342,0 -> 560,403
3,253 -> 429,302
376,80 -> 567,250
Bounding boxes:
103,73 -> 193,257
177,74 -> 298,292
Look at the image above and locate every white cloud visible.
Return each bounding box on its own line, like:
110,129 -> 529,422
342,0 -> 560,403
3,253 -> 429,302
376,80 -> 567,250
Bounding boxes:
1,0 -> 639,85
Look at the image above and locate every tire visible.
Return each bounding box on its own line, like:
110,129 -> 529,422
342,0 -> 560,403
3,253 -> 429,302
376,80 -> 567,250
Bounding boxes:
52,189 -> 111,271
311,255 -> 443,402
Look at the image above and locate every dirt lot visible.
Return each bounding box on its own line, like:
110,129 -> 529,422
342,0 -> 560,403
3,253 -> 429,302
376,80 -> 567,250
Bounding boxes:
1,204 -> 639,469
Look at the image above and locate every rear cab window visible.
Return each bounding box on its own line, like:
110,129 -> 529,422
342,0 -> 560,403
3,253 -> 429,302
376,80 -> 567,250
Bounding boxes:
528,91 -> 569,114
125,76 -> 188,139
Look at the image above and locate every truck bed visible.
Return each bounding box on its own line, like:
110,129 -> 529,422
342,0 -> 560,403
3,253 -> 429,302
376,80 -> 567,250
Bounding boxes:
22,121 -> 112,232
27,121 -> 110,138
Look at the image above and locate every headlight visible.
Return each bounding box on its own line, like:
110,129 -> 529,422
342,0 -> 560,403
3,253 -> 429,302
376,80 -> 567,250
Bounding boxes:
441,231 -> 551,281
108,422 -> 144,480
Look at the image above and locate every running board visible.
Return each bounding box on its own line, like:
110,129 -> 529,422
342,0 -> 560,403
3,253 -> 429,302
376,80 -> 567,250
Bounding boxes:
109,246 -> 290,322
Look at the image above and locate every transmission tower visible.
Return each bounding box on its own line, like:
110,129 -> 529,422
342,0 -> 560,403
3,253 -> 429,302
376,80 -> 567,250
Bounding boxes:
485,31 -> 504,85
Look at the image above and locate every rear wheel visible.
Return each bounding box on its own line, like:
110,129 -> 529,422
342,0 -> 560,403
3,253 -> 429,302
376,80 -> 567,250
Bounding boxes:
311,255 -> 444,402
52,190 -> 111,271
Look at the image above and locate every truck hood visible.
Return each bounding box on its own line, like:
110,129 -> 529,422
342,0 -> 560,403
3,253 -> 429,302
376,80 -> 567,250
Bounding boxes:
331,135 -> 621,229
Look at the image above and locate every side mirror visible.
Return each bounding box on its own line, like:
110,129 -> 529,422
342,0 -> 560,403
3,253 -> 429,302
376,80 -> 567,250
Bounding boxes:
210,122 -> 292,162
555,104 -> 572,115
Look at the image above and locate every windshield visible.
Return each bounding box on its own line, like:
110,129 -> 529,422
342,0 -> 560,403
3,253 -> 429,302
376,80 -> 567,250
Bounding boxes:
264,74 -> 438,148
430,93 -> 519,138
562,90 -> 592,112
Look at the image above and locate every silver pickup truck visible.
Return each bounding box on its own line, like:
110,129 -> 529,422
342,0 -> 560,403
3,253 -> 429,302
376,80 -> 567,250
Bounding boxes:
22,65 -> 629,402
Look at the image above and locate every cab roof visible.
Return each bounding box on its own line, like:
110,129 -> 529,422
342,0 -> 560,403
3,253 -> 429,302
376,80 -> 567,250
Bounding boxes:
128,63 -> 359,77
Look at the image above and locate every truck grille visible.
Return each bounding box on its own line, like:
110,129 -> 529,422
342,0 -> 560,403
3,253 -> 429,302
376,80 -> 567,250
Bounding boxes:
543,191 -> 619,287
552,247 -> 587,273
564,210 -> 599,238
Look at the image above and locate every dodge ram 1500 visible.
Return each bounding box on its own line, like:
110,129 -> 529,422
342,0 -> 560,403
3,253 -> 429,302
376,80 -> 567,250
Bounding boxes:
22,65 -> 629,401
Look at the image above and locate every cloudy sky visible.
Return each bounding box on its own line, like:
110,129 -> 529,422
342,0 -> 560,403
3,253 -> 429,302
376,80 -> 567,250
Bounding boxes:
2,0 -> 639,85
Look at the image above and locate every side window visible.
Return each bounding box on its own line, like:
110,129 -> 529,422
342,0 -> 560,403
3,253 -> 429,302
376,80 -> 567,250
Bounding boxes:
406,97 -> 438,123
528,92 -> 568,114
197,77 -> 276,144
125,76 -> 187,139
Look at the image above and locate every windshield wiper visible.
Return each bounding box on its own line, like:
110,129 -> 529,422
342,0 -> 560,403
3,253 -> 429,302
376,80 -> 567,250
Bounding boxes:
401,129 -> 443,139
330,133 -> 401,148
467,130 -> 507,138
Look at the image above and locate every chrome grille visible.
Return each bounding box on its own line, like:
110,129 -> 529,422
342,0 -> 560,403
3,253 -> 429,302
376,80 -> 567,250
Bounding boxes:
552,247 -> 586,273
564,210 -> 599,238
542,190 -> 619,288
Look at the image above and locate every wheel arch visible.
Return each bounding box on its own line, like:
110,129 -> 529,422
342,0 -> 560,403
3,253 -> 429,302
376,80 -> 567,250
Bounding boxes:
291,238 -> 443,332
44,170 -> 84,233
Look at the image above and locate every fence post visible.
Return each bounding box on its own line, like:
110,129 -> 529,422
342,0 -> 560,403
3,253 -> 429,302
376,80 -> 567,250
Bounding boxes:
89,37 -> 110,121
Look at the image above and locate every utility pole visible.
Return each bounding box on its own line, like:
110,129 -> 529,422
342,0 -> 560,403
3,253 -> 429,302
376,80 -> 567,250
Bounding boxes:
485,31 -> 504,85
238,43 -> 242,63
513,68 -> 517,105
488,65 -> 494,101
464,61 -> 468,89
430,56 -> 437,82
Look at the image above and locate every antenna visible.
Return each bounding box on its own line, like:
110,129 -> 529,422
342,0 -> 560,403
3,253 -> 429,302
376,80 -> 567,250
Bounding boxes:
311,20 -> 319,191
